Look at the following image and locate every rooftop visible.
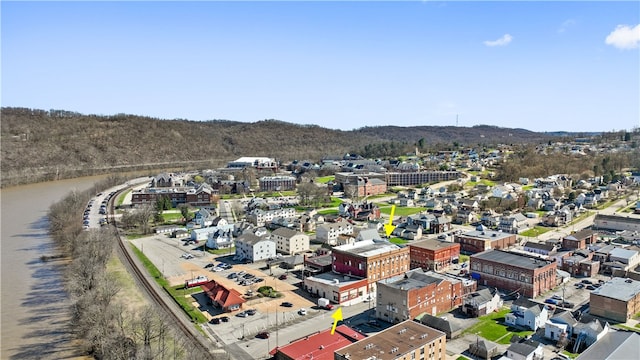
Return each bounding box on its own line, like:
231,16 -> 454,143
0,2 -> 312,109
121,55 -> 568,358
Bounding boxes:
459,229 -> 514,241
409,238 -> 460,251
270,325 -> 364,360
471,249 -> 556,270
576,330 -> 640,360
333,239 -> 404,258
334,320 -> 445,360
591,278 -> 640,301
305,272 -> 368,287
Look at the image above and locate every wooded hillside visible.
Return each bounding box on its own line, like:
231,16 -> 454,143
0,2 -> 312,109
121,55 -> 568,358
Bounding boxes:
1,107 -> 552,187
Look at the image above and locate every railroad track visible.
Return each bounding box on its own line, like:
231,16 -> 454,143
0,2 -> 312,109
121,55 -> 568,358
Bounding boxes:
108,187 -> 217,359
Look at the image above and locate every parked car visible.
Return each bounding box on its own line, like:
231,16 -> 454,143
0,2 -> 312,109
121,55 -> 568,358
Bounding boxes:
227,273 -> 237,279
552,294 -> 563,300
254,278 -> 264,283
279,274 -> 288,280
220,316 -> 229,322
298,308 -> 307,316
204,263 -> 215,269
236,311 -> 248,318
586,285 -> 596,290
581,279 -> 593,285
575,283 -> 585,289
281,302 -> 293,307
545,298 -> 559,305
210,318 -> 220,324
256,331 -> 270,339
246,309 -> 257,316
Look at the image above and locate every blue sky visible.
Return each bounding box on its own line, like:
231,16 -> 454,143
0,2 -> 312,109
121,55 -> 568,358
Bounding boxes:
2,1 -> 639,132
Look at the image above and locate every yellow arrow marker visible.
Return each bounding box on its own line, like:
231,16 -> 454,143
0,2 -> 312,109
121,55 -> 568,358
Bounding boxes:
384,205 -> 396,237
330,307 -> 343,335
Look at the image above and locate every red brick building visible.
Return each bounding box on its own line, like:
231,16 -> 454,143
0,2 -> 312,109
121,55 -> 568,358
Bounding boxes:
131,185 -> 217,207
269,325 -> 364,360
562,229 -> 597,250
470,249 -> 557,298
455,227 -> 517,254
409,239 -> 461,272
376,269 -> 474,322
332,239 -> 410,293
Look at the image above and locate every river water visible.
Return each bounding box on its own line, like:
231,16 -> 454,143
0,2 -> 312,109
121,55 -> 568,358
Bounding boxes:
1,176 -> 105,359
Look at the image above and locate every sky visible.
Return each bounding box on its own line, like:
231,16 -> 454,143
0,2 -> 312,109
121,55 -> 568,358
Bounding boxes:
2,1 -> 639,133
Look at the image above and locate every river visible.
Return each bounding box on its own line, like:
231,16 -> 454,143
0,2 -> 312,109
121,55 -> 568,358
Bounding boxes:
0,176 -> 106,359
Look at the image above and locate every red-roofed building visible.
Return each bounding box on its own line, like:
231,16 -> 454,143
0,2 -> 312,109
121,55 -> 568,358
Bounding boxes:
269,325 -> 365,360
201,280 -> 245,312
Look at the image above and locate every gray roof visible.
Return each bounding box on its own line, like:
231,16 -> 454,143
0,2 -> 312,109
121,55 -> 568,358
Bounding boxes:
271,227 -> 299,239
550,311 -> 578,327
466,288 -> 495,304
576,330 -> 640,360
471,250 -> 555,270
524,241 -> 556,251
236,233 -> 270,246
591,278 -> 640,302
564,229 -> 595,240
507,340 -> 540,356
410,238 -> 459,251
609,247 -> 638,260
460,229 -> 514,241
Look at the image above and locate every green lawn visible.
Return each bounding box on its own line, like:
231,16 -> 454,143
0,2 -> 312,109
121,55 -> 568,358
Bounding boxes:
459,254 -> 470,263
316,176 -> 335,184
464,179 -> 497,188
379,205 -> 426,216
463,308 -> 534,344
161,212 -> 184,222
389,237 -> 409,245
318,209 -> 339,216
116,189 -> 131,206
520,226 -> 553,237
207,247 -> 235,255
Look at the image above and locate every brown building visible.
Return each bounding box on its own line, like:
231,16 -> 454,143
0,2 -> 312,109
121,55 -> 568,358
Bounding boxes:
470,249 -> 557,298
455,227 -> 517,254
590,277 -> 640,323
409,239 -> 461,271
376,269 -> 472,323
562,229 -> 597,250
332,239 -> 410,293
131,185 -> 216,207
334,320 -> 446,360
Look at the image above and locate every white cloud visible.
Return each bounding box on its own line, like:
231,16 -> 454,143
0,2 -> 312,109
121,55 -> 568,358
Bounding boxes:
605,24 -> 640,50
483,34 -> 513,47
558,19 -> 576,34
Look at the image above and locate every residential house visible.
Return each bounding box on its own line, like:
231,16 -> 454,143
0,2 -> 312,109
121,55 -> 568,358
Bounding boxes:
498,213 -> 529,234
455,208 -> 477,225
504,339 -> 544,360
408,239 -> 460,272
570,316 -> 609,353
376,269 -> 467,323
271,227 -> 310,255
201,280 -> 245,312
480,210 -> 501,228
545,311 -> 578,342
192,208 -> 219,227
504,297 -> 549,331
590,277 -> 640,323
234,233 -> 276,263
333,320 -> 447,360
468,339 -> 499,360
462,288 -> 503,317
543,198 -> 561,211
469,250 -> 557,298
152,172 -> 183,188
575,329 -> 639,360
315,220 -> 354,246
542,209 -> 572,227
205,226 -> 235,249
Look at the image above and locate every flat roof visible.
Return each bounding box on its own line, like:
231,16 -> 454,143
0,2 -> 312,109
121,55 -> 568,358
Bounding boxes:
591,278 -> 640,301
305,272 -> 367,287
460,229 -> 514,241
334,320 -> 445,360
409,239 -> 459,251
471,249 -> 555,270
334,239 -> 404,258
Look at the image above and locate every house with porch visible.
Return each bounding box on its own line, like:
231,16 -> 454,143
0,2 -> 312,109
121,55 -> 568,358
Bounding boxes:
504,297 -> 549,331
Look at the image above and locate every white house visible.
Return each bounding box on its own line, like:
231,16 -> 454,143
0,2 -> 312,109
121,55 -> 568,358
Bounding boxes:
505,298 -> 549,331
504,339 -> 544,360
270,227 -> 310,255
234,233 -> 276,263
246,208 -> 296,227
205,225 -> 235,250
544,311 -> 578,342
316,220 -> 354,246
462,288 -> 503,317
191,227 -> 217,242
609,248 -> 640,270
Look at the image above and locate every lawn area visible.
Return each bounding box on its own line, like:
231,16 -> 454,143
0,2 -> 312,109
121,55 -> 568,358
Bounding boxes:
318,209 -> 339,216
116,189 -> 131,206
379,205 -> 426,216
459,254 -> 470,263
207,247 -> 235,255
463,308 -> 534,344
464,179 -> 497,188
316,176 -> 335,184
389,237 -> 409,245
161,211 -> 185,222
520,226 -> 553,237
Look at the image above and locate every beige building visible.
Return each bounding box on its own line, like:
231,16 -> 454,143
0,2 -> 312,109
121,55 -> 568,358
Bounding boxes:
271,227 -> 310,255
590,278 -> 640,323
334,320 -> 446,360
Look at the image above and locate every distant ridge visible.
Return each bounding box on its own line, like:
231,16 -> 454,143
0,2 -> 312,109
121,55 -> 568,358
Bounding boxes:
1,107 -> 560,187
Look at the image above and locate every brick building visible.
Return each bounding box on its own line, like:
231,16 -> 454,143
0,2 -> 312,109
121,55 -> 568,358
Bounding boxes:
332,239 -> 410,293
334,320 -> 447,360
590,278 -> 640,323
562,229 -> 597,250
409,239 -> 461,271
385,171 -> 462,186
376,269 -> 471,323
469,250 -> 557,298
455,226 -> 518,254
269,325 -> 364,360
258,176 -> 296,192
131,184 -> 216,207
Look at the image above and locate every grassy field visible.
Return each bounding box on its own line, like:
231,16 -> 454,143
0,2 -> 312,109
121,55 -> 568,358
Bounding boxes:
318,209 -> 339,215
316,176 -> 335,184
520,226 -> 553,237
389,237 -> 409,245
463,308 -> 534,344
379,205 -> 426,216
464,179 -> 497,188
